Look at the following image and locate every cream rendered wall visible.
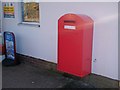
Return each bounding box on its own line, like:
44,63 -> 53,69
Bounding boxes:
2,2 -> 118,80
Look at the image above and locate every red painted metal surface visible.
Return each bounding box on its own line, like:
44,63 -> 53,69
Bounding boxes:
57,14 -> 94,77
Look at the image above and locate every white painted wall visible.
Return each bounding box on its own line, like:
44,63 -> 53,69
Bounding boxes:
2,2 -> 118,80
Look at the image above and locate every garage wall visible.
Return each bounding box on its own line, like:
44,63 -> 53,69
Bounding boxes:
2,2 -> 118,80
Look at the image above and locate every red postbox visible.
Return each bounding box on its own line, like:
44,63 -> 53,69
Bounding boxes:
57,13 -> 94,77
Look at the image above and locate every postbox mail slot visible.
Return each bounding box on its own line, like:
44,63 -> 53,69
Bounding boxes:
64,20 -> 76,23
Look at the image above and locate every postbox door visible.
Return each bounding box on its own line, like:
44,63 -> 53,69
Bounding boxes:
58,19 -> 84,76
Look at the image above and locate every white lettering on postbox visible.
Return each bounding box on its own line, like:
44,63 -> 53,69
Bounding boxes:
64,25 -> 76,30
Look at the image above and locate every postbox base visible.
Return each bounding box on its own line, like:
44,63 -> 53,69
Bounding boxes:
58,68 -> 90,78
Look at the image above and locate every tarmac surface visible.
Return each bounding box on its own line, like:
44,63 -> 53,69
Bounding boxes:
2,62 -> 95,88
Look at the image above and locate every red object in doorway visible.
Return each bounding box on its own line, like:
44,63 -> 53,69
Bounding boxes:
57,13 -> 94,77
0,44 -> 5,55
